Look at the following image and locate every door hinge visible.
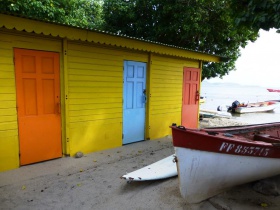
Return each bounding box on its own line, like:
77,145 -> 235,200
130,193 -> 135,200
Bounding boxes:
122,134 -> 124,139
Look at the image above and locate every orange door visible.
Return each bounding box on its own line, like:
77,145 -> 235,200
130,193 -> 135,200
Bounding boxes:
182,67 -> 200,128
14,48 -> 62,165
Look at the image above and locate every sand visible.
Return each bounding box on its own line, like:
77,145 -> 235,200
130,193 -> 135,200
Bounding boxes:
0,118 -> 279,210
199,117 -> 249,128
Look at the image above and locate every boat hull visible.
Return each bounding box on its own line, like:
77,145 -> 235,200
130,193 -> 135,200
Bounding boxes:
175,146 -> 280,203
234,103 -> 279,113
227,100 -> 280,114
171,123 -> 280,203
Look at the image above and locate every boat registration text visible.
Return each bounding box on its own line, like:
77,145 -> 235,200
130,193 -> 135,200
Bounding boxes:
219,142 -> 270,156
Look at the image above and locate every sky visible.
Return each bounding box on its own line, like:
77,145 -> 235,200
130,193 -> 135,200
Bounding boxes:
207,29 -> 280,88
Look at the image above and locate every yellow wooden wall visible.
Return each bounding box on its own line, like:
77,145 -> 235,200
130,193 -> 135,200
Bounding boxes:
0,33 -> 19,171
148,55 -> 200,139
0,29 -> 201,171
0,31 -> 62,171
66,42 -> 149,156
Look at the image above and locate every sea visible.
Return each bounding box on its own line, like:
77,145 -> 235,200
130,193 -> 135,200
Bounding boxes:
200,82 -> 280,125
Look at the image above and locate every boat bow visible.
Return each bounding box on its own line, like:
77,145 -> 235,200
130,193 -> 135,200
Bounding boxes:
170,123 -> 280,203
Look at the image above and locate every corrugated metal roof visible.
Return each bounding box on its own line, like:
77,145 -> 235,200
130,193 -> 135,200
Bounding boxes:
0,13 -> 223,62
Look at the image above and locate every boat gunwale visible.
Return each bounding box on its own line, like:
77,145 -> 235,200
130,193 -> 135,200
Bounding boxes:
170,123 -> 280,159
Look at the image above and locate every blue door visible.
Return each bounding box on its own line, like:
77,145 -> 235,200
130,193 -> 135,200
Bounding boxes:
123,61 -> 147,144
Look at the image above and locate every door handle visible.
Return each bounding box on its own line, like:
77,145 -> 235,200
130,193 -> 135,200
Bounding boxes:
143,89 -> 147,103
196,91 -> 200,101
143,95 -> 147,103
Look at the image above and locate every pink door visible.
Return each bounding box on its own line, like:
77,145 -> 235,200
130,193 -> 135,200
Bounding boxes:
182,67 -> 200,128
15,48 -> 62,165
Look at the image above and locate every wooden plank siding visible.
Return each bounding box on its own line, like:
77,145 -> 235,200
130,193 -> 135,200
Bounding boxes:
0,14 -> 220,63
0,35 -> 19,171
0,15 -> 221,171
148,55 -> 200,139
66,42 -> 149,155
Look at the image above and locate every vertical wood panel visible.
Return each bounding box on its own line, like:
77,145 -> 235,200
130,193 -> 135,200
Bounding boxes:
42,79 -> 55,114
62,38 -> 70,156
23,79 -> 37,115
0,35 -> 19,171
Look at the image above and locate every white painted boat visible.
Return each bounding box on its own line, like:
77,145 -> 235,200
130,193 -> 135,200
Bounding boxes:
170,123 -> 280,203
228,100 -> 280,114
121,154 -> 177,181
200,109 -> 231,118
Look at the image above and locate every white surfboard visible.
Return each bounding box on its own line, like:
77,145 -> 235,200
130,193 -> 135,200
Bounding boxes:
121,154 -> 178,181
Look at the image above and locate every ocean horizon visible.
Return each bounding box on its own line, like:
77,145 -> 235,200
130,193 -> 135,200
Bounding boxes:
200,81 -> 280,124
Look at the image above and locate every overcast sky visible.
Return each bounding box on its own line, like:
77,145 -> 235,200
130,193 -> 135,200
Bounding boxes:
207,28 -> 280,88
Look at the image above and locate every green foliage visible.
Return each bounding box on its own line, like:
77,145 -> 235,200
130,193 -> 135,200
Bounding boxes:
2,0 -> 279,80
232,0 -> 280,32
0,0 -> 104,29
103,0 -> 258,80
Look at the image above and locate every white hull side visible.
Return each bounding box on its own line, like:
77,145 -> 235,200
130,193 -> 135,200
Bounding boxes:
175,147 -> 280,203
235,104 -> 278,113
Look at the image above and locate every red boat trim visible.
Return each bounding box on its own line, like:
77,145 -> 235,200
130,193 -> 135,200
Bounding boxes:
267,88 -> 280,93
171,124 -> 280,159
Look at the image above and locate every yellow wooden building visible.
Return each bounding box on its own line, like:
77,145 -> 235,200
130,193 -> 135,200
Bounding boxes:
0,14 -> 221,171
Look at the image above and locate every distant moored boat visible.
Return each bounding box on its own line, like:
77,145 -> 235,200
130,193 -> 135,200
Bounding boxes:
267,88 -> 280,93
227,100 -> 280,114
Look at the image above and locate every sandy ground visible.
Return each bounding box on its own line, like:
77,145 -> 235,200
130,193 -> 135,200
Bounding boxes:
199,117 -> 249,128
0,118 -> 279,210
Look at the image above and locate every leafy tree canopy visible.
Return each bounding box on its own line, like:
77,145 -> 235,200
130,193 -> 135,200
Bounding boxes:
0,0 -> 104,29
232,0 -> 280,32
103,0 -> 259,80
1,0 -> 280,80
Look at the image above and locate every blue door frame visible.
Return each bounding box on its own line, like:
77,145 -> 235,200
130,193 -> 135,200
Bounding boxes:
123,61 -> 147,144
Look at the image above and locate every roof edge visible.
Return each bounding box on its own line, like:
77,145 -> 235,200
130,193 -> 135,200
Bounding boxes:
0,13 -> 223,62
